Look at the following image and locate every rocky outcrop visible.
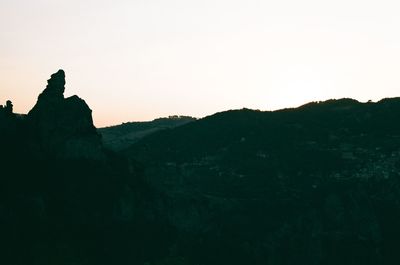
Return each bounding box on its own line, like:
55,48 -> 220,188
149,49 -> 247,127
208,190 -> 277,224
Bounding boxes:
0,100 -> 24,147
0,70 -> 166,265
27,70 -> 104,159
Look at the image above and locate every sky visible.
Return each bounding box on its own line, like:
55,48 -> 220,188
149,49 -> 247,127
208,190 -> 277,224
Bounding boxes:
1,0 -> 400,127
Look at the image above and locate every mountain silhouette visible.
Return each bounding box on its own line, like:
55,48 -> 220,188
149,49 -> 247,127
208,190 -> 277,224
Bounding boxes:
124,98 -> 400,265
2,70 -> 400,264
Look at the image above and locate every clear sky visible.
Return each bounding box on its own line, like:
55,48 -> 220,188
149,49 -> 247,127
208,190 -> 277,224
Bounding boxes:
1,0 -> 400,127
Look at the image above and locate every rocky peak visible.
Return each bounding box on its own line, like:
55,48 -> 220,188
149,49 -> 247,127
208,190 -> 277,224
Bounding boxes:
27,70 -> 104,159
45,69 -> 65,96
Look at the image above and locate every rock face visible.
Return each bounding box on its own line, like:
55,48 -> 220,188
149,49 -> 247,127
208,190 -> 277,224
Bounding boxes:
0,70 -> 167,265
28,70 -> 104,159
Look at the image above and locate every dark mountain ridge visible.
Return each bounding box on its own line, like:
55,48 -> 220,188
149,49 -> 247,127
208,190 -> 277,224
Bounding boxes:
2,70 -> 400,265
126,97 -> 400,164
123,97 -> 400,265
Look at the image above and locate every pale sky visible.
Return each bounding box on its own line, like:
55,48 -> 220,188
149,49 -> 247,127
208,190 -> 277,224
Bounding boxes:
1,0 -> 400,127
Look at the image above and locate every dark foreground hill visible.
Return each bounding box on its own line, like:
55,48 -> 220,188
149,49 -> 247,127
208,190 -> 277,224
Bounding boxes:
125,98 -> 400,265
2,70 -> 400,265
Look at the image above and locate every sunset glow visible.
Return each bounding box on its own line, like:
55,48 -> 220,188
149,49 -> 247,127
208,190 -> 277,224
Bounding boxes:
1,0 -> 400,127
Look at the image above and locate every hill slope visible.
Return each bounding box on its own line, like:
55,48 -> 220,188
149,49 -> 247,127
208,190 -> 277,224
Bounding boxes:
99,116 -> 196,150
124,98 -> 400,265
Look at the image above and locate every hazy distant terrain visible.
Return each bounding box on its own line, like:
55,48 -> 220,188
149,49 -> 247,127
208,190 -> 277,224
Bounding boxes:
98,116 -> 196,151
2,70 -> 400,265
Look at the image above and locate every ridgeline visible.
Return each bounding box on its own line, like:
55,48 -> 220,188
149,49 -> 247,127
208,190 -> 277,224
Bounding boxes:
2,70 -> 400,264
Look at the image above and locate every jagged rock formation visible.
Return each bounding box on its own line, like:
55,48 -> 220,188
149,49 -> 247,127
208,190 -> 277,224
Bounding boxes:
0,70 -> 168,265
27,70 -> 104,159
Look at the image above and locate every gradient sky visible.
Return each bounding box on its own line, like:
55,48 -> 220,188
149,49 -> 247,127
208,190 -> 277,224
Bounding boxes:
1,0 -> 400,127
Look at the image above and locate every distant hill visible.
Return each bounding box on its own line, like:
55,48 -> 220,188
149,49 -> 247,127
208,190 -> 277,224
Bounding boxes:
98,116 -> 196,151
126,98 -> 400,176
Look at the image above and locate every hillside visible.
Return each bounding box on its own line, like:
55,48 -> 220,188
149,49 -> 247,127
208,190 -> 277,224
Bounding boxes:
124,98 -> 400,265
126,98 -> 400,187
99,116 -> 196,151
